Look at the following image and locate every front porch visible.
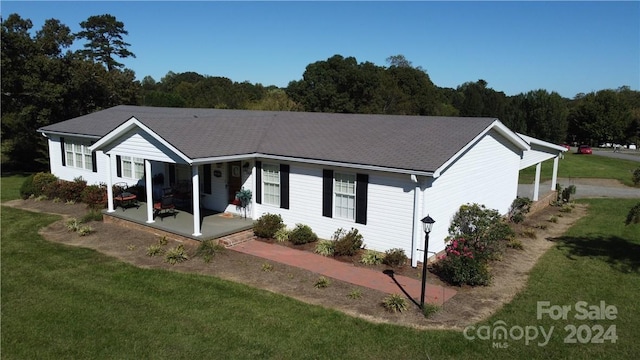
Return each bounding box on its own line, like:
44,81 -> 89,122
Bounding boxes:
103,202 -> 254,243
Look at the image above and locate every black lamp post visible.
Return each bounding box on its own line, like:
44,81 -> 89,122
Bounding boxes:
420,215 -> 435,310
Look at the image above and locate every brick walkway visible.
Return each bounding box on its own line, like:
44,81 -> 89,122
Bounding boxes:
230,240 -> 457,305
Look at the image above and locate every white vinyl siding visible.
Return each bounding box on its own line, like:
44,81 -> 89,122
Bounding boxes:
65,141 -> 92,171
334,172 -> 356,220
121,156 -> 144,180
263,163 -> 280,206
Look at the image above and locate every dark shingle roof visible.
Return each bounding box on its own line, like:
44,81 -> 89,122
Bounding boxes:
39,105 -> 500,173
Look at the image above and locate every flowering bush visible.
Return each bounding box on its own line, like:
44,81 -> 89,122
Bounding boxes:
433,237 -> 490,286
433,203 -> 515,286
432,250 -> 490,286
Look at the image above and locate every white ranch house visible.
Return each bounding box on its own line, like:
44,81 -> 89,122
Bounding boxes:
38,105 -> 566,267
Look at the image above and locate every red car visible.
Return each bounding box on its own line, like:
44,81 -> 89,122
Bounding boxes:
577,145 -> 592,154
560,144 -> 571,151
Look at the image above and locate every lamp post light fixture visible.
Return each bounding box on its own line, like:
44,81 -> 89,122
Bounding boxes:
419,215 -> 435,310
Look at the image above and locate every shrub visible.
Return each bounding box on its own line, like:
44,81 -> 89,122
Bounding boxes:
422,303 -> 440,318
314,276 -> 330,288
57,177 -> 87,203
383,248 -> 407,267
314,240 -> 335,257
560,205 -> 573,213
19,174 -> 36,199
261,262 -> 274,272
253,213 -> 284,238
549,215 -> 559,223
288,223 -> 318,245
164,244 -> 189,265
507,238 -> 524,250
332,228 -> 364,256
382,294 -> 407,313
81,210 -> 103,223
556,184 -> 576,203
625,202 -> 640,225
195,240 -> 225,263
347,289 -> 362,299
274,227 -> 290,243
32,172 -> 58,197
633,168 -> 640,186
65,218 -> 80,232
77,225 -> 94,236
508,197 -> 532,223
432,252 -> 491,286
360,250 -> 384,265
448,203 -> 514,263
81,185 -> 107,209
521,228 -> 537,239
146,244 -> 164,257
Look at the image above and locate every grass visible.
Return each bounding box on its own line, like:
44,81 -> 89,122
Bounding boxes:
519,152 -> 639,186
2,175 -> 639,359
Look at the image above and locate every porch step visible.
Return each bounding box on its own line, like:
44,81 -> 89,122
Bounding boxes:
218,230 -> 255,247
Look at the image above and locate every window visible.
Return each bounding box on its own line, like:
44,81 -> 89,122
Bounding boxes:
64,141 -> 92,170
334,172 -> 356,220
262,163 -> 280,206
121,156 -> 144,179
323,170 -> 367,224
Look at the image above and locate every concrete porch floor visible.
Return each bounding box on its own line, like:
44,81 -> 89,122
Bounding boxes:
103,202 -> 254,241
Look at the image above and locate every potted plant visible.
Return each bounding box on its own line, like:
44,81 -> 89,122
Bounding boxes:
235,188 -> 252,218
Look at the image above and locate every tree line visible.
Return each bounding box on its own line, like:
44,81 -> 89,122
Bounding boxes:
2,13 -> 639,172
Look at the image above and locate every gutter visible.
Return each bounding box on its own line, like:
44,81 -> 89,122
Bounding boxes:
410,174 -> 421,268
193,153 -> 436,177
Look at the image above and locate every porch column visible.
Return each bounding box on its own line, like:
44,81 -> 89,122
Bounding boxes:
551,156 -> 559,191
106,154 -> 115,213
533,162 -> 541,201
192,165 -> 202,236
145,160 -> 154,223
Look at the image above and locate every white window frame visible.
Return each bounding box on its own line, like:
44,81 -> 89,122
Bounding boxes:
262,163 -> 280,206
64,141 -> 92,171
121,156 -> 144,180
334,172 -> 356,221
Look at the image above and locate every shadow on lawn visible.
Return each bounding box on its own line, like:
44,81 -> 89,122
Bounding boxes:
552,235 -> 640,274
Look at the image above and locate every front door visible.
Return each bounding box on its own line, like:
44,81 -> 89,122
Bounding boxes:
227,161 -> 242,203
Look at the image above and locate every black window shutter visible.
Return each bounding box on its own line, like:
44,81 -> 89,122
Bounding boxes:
356,173 -> 368,225
116,155 -> 122,177
280,164 -> 290,209
92,151 -> 97,172
204,164 -> 212,194
60,137 -> 66,166
255,161 -> 262,204
90,141 -> 97,172
168,164 -> 176,185
322,169 -> 333,218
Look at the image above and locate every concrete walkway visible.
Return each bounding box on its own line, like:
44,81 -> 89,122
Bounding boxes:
518,178 -> 640,200
230,240 -> 457,305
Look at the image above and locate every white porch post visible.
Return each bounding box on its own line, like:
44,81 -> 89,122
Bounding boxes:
551,156 -> 559,191
533,162 -> 541,201
145,160 -> 155,223
106,154 -> 115,213
192,165 -> 202,236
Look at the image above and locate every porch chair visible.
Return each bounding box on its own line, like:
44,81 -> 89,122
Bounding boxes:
153,195 -> 177,220
113,182 -> 139,211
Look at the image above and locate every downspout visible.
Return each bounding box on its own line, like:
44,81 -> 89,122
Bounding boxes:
410,174 -> 421,268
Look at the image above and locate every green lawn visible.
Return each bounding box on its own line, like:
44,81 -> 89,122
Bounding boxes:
519,152 -> 639,186
2,176 -> 639,359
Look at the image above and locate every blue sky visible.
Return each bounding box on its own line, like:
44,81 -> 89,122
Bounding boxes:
3,1 -> 639,98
